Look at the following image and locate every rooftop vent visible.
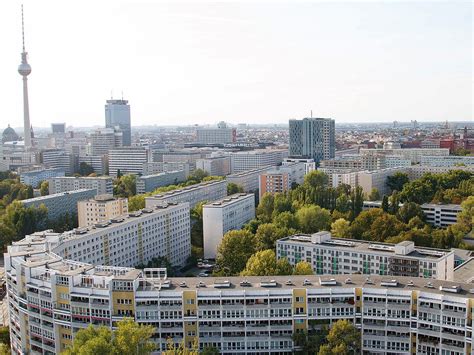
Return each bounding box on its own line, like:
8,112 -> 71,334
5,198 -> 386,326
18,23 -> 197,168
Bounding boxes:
213,280 -> 231,288
320,278 -> 337,286
303,279 -> 311,286
260,280 -> 277,287
439,285 -> 461,293
240,280 -> 251,287
380,279 -> 398,287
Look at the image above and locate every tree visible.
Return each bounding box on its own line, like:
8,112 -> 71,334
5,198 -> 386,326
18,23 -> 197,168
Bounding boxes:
79,162 -> 94,176
386,172 -> 409,192
241,250 -> 279,276
254,223 -> 287,251
368,188 -> 380,201
295,205 -> 331,234
397,202 -> 424,224
304,171 -> 329,188
201,346 -> 220,355
458,195 -> 474,231
368,213 -> 404,242
256,193 -> 275,223
40,181 -> 49,196
128,195 -> 145,211
216,230 -> 256,275
0,344 -> 9,355
227,182 -> 244,195
62,324 -> 114,355
273,193 -> 293,215
190,201 -> 207,249
388,191 -> 401,214
350,208 -> 384,240
114,174 -> 137,198
349,187 -> 364,219
335,194 -> 351,213
0,327 -> 10,348
276,257 -> 294,275
273,211 -> 299,230
381,195 -> 389,212
162,338 -> 198,355
293,261 -> 313,275
317,320 -> 361,355
186,169 -> 208,184
453,147 -> 471,156
331,218 -> 351,238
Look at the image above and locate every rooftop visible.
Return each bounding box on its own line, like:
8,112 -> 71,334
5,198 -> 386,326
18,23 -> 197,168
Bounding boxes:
147,180 -> 226,199
453,258 -> 474,284
21,188 -> 96,203
203,193 -> 254,208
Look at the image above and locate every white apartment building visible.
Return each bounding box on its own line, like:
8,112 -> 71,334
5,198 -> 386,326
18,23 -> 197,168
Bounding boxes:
357,168 -> 410,196
41,149 -> 74,175
202,193 -> 255,259
145,180 -> 228,210
143,161 -> 191,177
196,156 -> 231,176
283,158 -> 316,175
277,232 -> 455,280
136,170 -> 187,194
409,165 -> 474,180
196,124 -> 236,144
360,148 -> 449,164
108,147 -> 149,177
230,149 -> 288,173
421,203 -> 462,228
226,166 -> 272,192
48,176 -> 113,195
77,194 -> 129,227
420,155 -> 474,167
278,161 -> 307,185
4,238 -> 474,355
78,155 -> 108,175
21,189 -> 97,220
19,168 -> 65,188
89,128 -> 123,156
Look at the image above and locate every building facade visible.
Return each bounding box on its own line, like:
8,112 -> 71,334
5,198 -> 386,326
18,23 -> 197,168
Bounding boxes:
226,167 -> 272,193
41,149 -> 74,175
289,117 -> 335,163
420,155 -> 474,167
136,170 -> 187,194
105,99 -> 131,146
108,147 -> 148,177
48,176 -> 113,195
196,156 -> 231,176
143,162 -> 191,177
277,232 -> 455,280
145,180 -> 228,210
196,123 -> 236,144
77,194 -> 129,227
202,193 -> 256,259
230,149 -> 287,173
421,204 -> 462,228
21,189 -> 96,220
359,148 -> 449,164
259,170 -> 290,198
89,128 -> 123,156
19,168 -> 65,188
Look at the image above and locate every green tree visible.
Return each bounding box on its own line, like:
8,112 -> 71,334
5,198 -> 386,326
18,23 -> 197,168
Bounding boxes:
304,171 -> 329,188
273,193 -> 294,215
113,318 -> 155,355
386,172 -> 409,192
293,261 -> 313,275
0,326 -> 10,347
114,174 -> 137,197
186,169 -> 208,184
254,223 -> 287,251
368,188 -> 380,201
381,195 -> 389,212
335,194 -> 351,213
256,193 -> 275,223
295,205 -> 331,234
331,218 -> 351,238
190,201 -> 207,249
293,329 -> 328,355
276,257 -> 294,275
162,338 -> 198,355
396,202 -> 424,224
227,182 -> 244,195
201,346 -> 220,355
318,320 -> 361,355
350,208 -> 384,240
79,162 -> 94,176
241,249 -> 279,276
349,186 -> 364,219
453,147 -> 471,156
273,211 -> 299,230
39,180 -> 49,196
62,324 -> 114,355
368,213 -> 405,242
0,343 -> 9,355
216,230 -> 256,275
458,195 -> 474,231
128,195 -> 145,211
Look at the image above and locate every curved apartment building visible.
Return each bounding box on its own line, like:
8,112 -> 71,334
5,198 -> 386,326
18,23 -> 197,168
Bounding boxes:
4,215 -> 474,354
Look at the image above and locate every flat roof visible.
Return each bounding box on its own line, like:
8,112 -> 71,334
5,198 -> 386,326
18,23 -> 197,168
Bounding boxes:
21,188 -> 96,203
453,258 -> 474,284
147,180 -> 226,199
203,193 -> 253,208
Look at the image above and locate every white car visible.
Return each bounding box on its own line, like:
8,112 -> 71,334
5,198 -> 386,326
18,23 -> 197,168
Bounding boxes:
198,272 -> 210,277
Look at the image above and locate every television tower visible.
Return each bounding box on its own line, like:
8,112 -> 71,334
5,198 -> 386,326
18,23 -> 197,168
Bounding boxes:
18,5 -> 32,150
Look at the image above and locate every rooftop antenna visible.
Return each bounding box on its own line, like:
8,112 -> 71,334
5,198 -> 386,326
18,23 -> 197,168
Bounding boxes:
21,4 -> 26,52
310,110 -> 313,118
121,90 -> 123,100
110,90 -> 113,100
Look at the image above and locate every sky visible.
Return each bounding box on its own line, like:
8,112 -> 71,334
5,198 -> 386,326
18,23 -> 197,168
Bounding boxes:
0,0 -> 472,128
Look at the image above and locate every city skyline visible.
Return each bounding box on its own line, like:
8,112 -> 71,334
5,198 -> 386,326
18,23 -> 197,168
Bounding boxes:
0,1 -> 471,128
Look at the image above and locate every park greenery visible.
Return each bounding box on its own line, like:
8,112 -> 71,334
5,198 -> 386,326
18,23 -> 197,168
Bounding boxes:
213,170 -> 474,276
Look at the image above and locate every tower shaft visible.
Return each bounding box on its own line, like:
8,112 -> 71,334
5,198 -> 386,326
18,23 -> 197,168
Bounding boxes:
22,76 -> 32,149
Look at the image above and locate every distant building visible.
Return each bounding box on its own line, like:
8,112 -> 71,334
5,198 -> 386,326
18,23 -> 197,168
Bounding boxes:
196,122 -> 236,144
89,128 -> 123,156
421,203 -> 462,228
420,155 -> 474,167
203,193 -> 255,259
289,117 -> 335,163
21,188 -> 96,220
105,99 -> 131,146
41,149 -> 75,175
259,170 -> 290,198
2,125 -> 19,143
226,166 -> 272,193
360,148 -> 449,164
420,139 -> 440,149
277,231 -> 454,280
136,170 -> 187,194
143,162 -> 190,177
19,167 -> 65,188
78,194 -> 128,227
145,180 -> 228,210
108,147 -> 148,177
78,155 -> 108,175
48,176 -> 113,195
51,123 -> 66,134
230,149 -> 287,173
283,158 -> 316,175
196,156 -> 231,176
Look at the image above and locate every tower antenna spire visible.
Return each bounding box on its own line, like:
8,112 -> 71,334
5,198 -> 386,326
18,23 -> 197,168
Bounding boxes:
21,4 -> 26,53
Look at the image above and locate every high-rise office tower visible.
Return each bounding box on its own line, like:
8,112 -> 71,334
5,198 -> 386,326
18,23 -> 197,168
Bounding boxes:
105,99 -> 131,146
289,117 -> 335,163
18,6 -> 32,150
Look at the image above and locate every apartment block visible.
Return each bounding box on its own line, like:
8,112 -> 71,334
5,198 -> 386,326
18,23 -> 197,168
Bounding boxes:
4,240 -> 473,355
108,147 -> 149,177
143,162 -> 191,177
230,149 -> 287,173
196,156 -> 231,176
89,128 -> 123,156
259,170 -> 290,198
409,165 -> 474,180
357,168 -> 409,196
19,168 -> 65,188
421,203 -> 462,228
78,155 -> 108,175
283,158 -> 316,175
202,193 -> 255,259
226,167 -> 272,193
136,170 -> 187,194
48,176 -> 113,195
145,180 -> 228,210
21,188 -> 96,220
41,149 -> 75,175
420,155 -> 474,167
360,148 -> 449,164
196,123 -> 236,144
277,232 -> 455,280
78,194 -> 129,227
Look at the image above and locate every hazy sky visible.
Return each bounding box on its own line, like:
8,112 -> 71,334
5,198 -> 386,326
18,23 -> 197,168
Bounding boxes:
1,0 -> 472,128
